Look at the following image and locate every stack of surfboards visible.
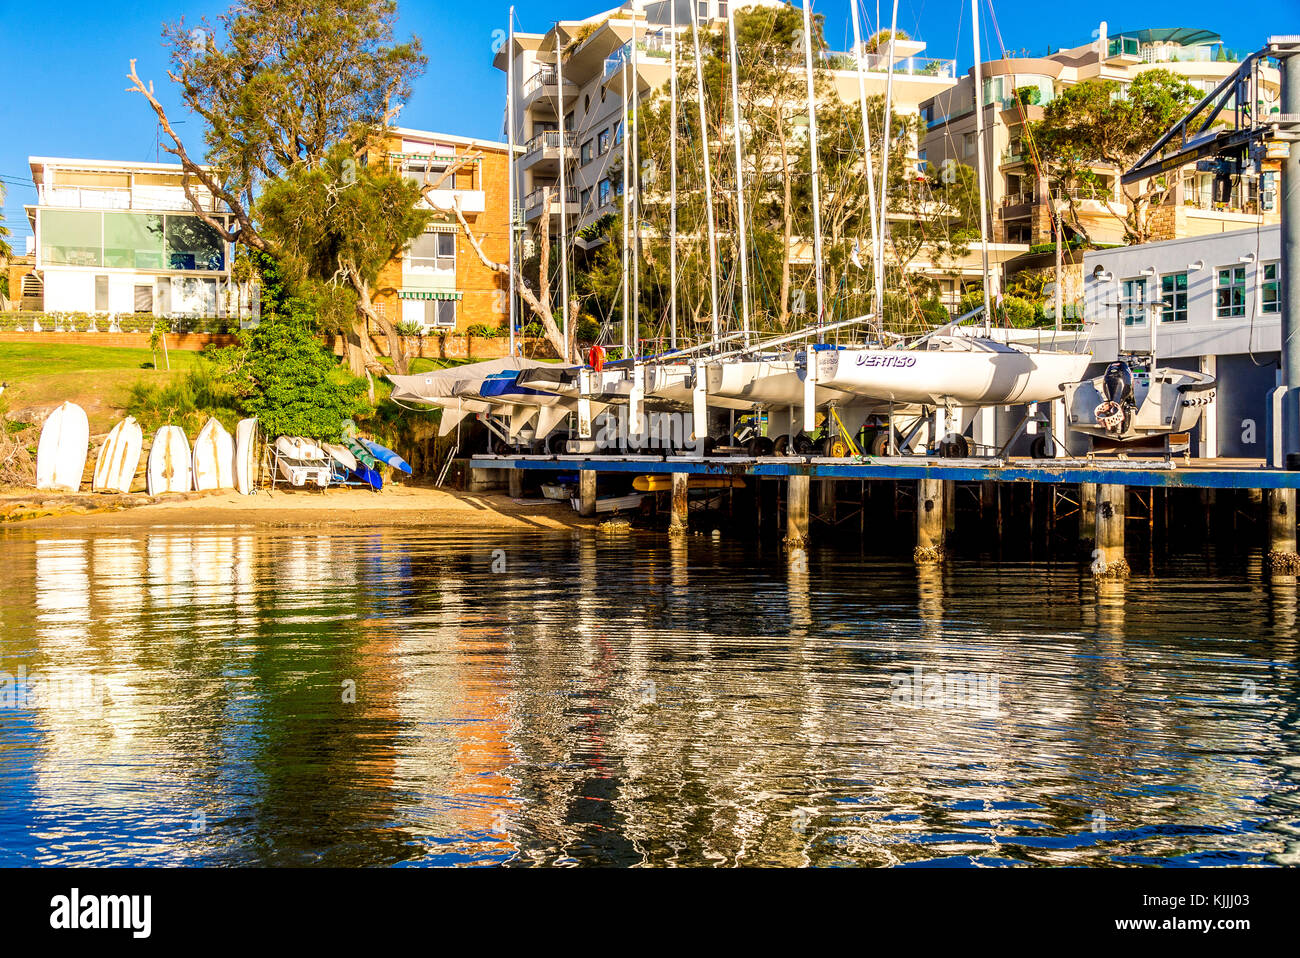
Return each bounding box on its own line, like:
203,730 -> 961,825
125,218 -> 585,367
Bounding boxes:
36,401 -> 90,492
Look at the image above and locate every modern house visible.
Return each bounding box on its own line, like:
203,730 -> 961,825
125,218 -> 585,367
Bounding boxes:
920,24 -> 1282,248
1077,224 -> 1283,460
23,156 -> 244,321
373,128 -> 512,334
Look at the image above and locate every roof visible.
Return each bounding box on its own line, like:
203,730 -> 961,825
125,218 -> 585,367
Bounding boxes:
1110,28 -> 1222,47
387,128 -> 510,154
28,156 -> 216,180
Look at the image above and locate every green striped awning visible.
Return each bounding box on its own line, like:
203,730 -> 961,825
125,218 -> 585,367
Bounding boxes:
399,290 -> 463,301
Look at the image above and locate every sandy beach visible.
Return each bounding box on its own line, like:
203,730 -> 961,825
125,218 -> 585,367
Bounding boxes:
0,483 -> 596,532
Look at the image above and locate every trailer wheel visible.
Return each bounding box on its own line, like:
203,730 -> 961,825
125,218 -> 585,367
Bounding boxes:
939,434 -> 970,458
827,436 -> 851,458
1029,435 -> 1050,459
793,432 -> 816,455
773,434 -> 790,456
748,435 -> 776,457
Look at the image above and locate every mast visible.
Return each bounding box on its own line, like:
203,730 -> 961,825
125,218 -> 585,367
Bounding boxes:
726,7 -> 751,345
876,0 -> 899,325
630,12 -> 641,355
621,64 -> 631,355
506,8 -> 517,356
669,0 -> 679,350
849,0 -> 881,329
800,0 -> 825,338
555,28 -> 572,360
690,0 -> 720,341
970,0 -> 993,331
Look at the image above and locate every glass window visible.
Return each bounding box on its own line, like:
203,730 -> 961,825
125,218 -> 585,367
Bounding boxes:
165,215 -> 225,271
1160,272 -> 1188,323
614,120 -> 624,146
598,179 -> 611,206
1121,277 -> 1146,326
1216,266 -> 1246,318
104,212 -> 165,269
598,129 -> 610,154
41,209 -> 102,267
1261,261 -> 1280,314
580,187 -> 593,209
581,140 -> 594,164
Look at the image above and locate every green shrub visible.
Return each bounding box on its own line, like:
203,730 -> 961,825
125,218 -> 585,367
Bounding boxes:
126,360 -> 243,437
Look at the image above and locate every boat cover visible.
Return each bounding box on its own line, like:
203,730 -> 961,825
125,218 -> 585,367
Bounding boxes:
387,357 -> 551,405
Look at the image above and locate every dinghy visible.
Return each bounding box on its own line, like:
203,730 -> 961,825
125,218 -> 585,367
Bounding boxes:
92,416 -> 143,494
147,425 -> 193,494
192,418 -> 236,491
234,418 -> 258,495
36,401 -> 90,492
273,436 -> 331,487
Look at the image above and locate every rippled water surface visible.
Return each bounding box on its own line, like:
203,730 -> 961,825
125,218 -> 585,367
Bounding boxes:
1,526 -> 1298,866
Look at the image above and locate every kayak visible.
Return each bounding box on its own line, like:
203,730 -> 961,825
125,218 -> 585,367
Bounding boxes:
341,434 -> 378,469
633,475 -> 746,493
361,438 -> 413,475
351,463 -> 383,491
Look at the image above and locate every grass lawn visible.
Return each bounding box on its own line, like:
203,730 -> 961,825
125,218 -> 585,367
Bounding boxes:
0,343 -> 201,434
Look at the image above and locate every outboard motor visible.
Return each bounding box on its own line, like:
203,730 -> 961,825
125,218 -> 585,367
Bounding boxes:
1094,361 -> 1134,434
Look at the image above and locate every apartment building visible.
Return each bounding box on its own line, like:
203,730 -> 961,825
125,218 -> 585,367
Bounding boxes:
24,156 -> 239,319
372,128 -> 512,334
493,1 -> 958,256
920,24 -> 1282,247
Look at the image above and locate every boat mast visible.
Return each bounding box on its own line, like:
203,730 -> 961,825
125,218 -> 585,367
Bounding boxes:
970,0 -> 993,332
849,0 -> 882,331
800,0 -> 825,340
621,63 -> 631,356
669,0 -> 679,350
555,28 -> 572,360
726,9 -> 752,347
507,7 -> 517,357
630,12 -> 641,355
690,0 -> 721,342
876,0 -> 899,327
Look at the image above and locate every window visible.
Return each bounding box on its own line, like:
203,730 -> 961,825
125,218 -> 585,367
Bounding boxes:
564,110 -> 574,132
133,285 -> 153,313
580,187 -> 593,210
1216,266 -> 1246,318
1160,272 -> 1188,323
962,132 -> 977,157
41,209 -> 103,267
598,128 -> 611,154
408,230 -> 455,271
165,216 -> 225,271
94,275 -> 109,312
581,139 -> 594,165
614,120 -> 624,146
104,212 -> 164,269
598,179 -> 612,206
1262,261 -> 1280,314
424,299 -> 456,328
1121,277 -> 1147,326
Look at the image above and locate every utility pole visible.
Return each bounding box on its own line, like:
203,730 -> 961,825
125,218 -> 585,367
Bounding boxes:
1278,38 -> 1300,467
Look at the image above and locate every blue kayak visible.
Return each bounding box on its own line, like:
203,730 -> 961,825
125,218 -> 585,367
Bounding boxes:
360,438 -> 413,475
351,463 -> 383,490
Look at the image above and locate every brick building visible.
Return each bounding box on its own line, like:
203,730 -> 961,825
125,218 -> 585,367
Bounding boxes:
372,128 -> 512,335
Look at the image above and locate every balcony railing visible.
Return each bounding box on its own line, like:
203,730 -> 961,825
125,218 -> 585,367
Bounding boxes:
825,52 -> 956,78
39,184 -> 223,213
524,185 -> 578,210
523,130 -> 570,157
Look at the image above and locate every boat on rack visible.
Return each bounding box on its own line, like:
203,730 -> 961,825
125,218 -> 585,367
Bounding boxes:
1064,358 -> 1215,450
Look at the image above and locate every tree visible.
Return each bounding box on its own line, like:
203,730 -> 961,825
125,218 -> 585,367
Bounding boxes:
127,0 -> 427,371
1030,69 -> 1201,244
255,146 -> 432,376
210,298 -> 371,439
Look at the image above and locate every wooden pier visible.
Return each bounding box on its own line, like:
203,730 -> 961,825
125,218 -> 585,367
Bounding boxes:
470,454 -> 1300,575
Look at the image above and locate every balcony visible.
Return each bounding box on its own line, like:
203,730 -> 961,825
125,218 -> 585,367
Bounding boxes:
521,66 -> 577,111
39,184 -> 223,213
1000,148 -> 1028,168
1105,35 -> 1141,63
825,52 -> 956,78
523,185 -> 579,222
419,188 -> 485,214
518,130 -> 575,174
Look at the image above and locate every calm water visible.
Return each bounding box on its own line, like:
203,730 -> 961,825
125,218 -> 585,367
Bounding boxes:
1,525 -> 1298,867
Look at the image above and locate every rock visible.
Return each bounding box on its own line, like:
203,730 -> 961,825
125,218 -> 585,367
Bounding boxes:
7,405 -> 56,426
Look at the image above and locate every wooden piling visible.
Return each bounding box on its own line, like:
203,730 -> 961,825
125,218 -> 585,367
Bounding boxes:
508,467 -> 524,499
579,469 -> 597,518
1267,488 -> 1300,573
1094,483 -> 1128,578
785,475 -> 810,548
1079,481 -> 1097,553
817,479 -> 836,523
915,478 -> 945,564
669,472 -> 689,536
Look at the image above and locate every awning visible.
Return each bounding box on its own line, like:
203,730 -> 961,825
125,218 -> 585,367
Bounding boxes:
398,290 -> 463,300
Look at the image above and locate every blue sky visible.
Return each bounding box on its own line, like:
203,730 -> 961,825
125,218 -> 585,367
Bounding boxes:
1,0 -> 1295,248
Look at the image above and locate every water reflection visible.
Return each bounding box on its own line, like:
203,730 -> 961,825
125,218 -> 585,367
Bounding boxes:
0,527 -> 1296,866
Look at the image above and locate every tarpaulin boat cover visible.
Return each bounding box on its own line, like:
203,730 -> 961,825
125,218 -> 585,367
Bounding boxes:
387,357 -> 551,405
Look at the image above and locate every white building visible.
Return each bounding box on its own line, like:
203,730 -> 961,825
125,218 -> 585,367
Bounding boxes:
1081,225 -> 1283,459
25,157 -> 240,322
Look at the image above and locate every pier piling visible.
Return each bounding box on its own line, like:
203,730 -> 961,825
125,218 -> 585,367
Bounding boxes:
579,470 -> 597,518
1094,484 -> 1128,578
786,475 -> 810,548
817,479 -> 836,523
508,468 -> 524,499
915,478 -> 945,564
1079,482 -> 1097,552
1267,488 -> 1300,573
670,472 -> 689,535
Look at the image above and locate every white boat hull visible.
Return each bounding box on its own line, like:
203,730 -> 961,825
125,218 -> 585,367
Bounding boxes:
36,401 -> 90,492
147,425 -> 192,495
193,418 -> 235,491
92,416 -> 143,494
234,418 -> 258,495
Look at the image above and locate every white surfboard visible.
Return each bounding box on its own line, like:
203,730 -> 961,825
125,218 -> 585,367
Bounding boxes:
234,417 -> 258,495
192,418 -> 236,491
146,425 -> 192,495
35,401 -> 90,492
91,416 -> 144,494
